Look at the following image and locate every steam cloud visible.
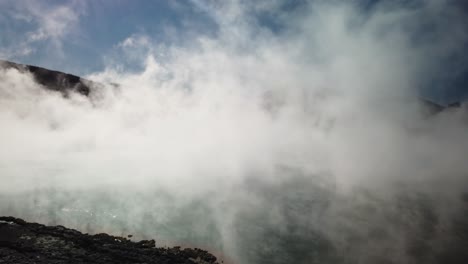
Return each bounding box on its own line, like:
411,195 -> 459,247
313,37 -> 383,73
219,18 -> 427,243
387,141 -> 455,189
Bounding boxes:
1,1 -> 468,263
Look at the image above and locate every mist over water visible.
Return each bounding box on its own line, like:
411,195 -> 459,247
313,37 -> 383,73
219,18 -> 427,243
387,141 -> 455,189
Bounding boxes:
1,1 -> 468,263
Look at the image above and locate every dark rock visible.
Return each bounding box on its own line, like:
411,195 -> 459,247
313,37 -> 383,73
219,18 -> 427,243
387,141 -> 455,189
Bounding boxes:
0,60 -> 94,96
136,240 -> 156,248
0,216 -> 218,264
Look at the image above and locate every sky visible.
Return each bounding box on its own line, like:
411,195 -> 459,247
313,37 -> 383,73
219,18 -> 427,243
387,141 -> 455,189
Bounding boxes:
0,0 -> 467,105
0,0 -> 216,74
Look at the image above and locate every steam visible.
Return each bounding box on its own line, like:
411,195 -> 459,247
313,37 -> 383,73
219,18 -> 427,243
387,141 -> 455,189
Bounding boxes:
1,1 -> 468,263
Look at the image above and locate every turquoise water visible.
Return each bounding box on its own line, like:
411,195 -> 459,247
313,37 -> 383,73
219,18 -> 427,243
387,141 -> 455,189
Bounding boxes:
1,174 -> 466,264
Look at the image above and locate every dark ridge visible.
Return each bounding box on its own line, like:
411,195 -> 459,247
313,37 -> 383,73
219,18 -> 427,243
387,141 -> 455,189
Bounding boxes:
420,98 -> 445,115
0,216 -> 218,264
0,60 -> 93,96
419,98 -> 463,116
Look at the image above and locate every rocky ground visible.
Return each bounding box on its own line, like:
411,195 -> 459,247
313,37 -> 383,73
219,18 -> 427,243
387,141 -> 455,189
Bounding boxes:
0,216 -> 218,264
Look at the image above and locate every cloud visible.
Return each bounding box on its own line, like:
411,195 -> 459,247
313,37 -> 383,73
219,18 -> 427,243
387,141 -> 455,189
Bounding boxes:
0,0 -> 86,60
1,1 -> 468,263
0,46 -> 33,60
26,3 -> 84,43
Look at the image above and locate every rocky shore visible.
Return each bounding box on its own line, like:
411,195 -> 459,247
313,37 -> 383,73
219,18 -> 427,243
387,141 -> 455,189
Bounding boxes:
0,216 -> 218,264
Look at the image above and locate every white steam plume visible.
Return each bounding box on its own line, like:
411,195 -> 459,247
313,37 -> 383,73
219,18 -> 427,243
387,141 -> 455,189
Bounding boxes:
1,1 -> 468,263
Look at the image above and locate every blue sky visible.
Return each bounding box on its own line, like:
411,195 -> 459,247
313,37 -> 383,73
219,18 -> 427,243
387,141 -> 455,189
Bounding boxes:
0,0 -> 218,74
0,0 -> 467,105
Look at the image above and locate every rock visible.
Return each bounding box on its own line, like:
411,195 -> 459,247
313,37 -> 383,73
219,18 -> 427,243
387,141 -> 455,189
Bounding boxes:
0,60 -> 94,96
0,216 -> 218,264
